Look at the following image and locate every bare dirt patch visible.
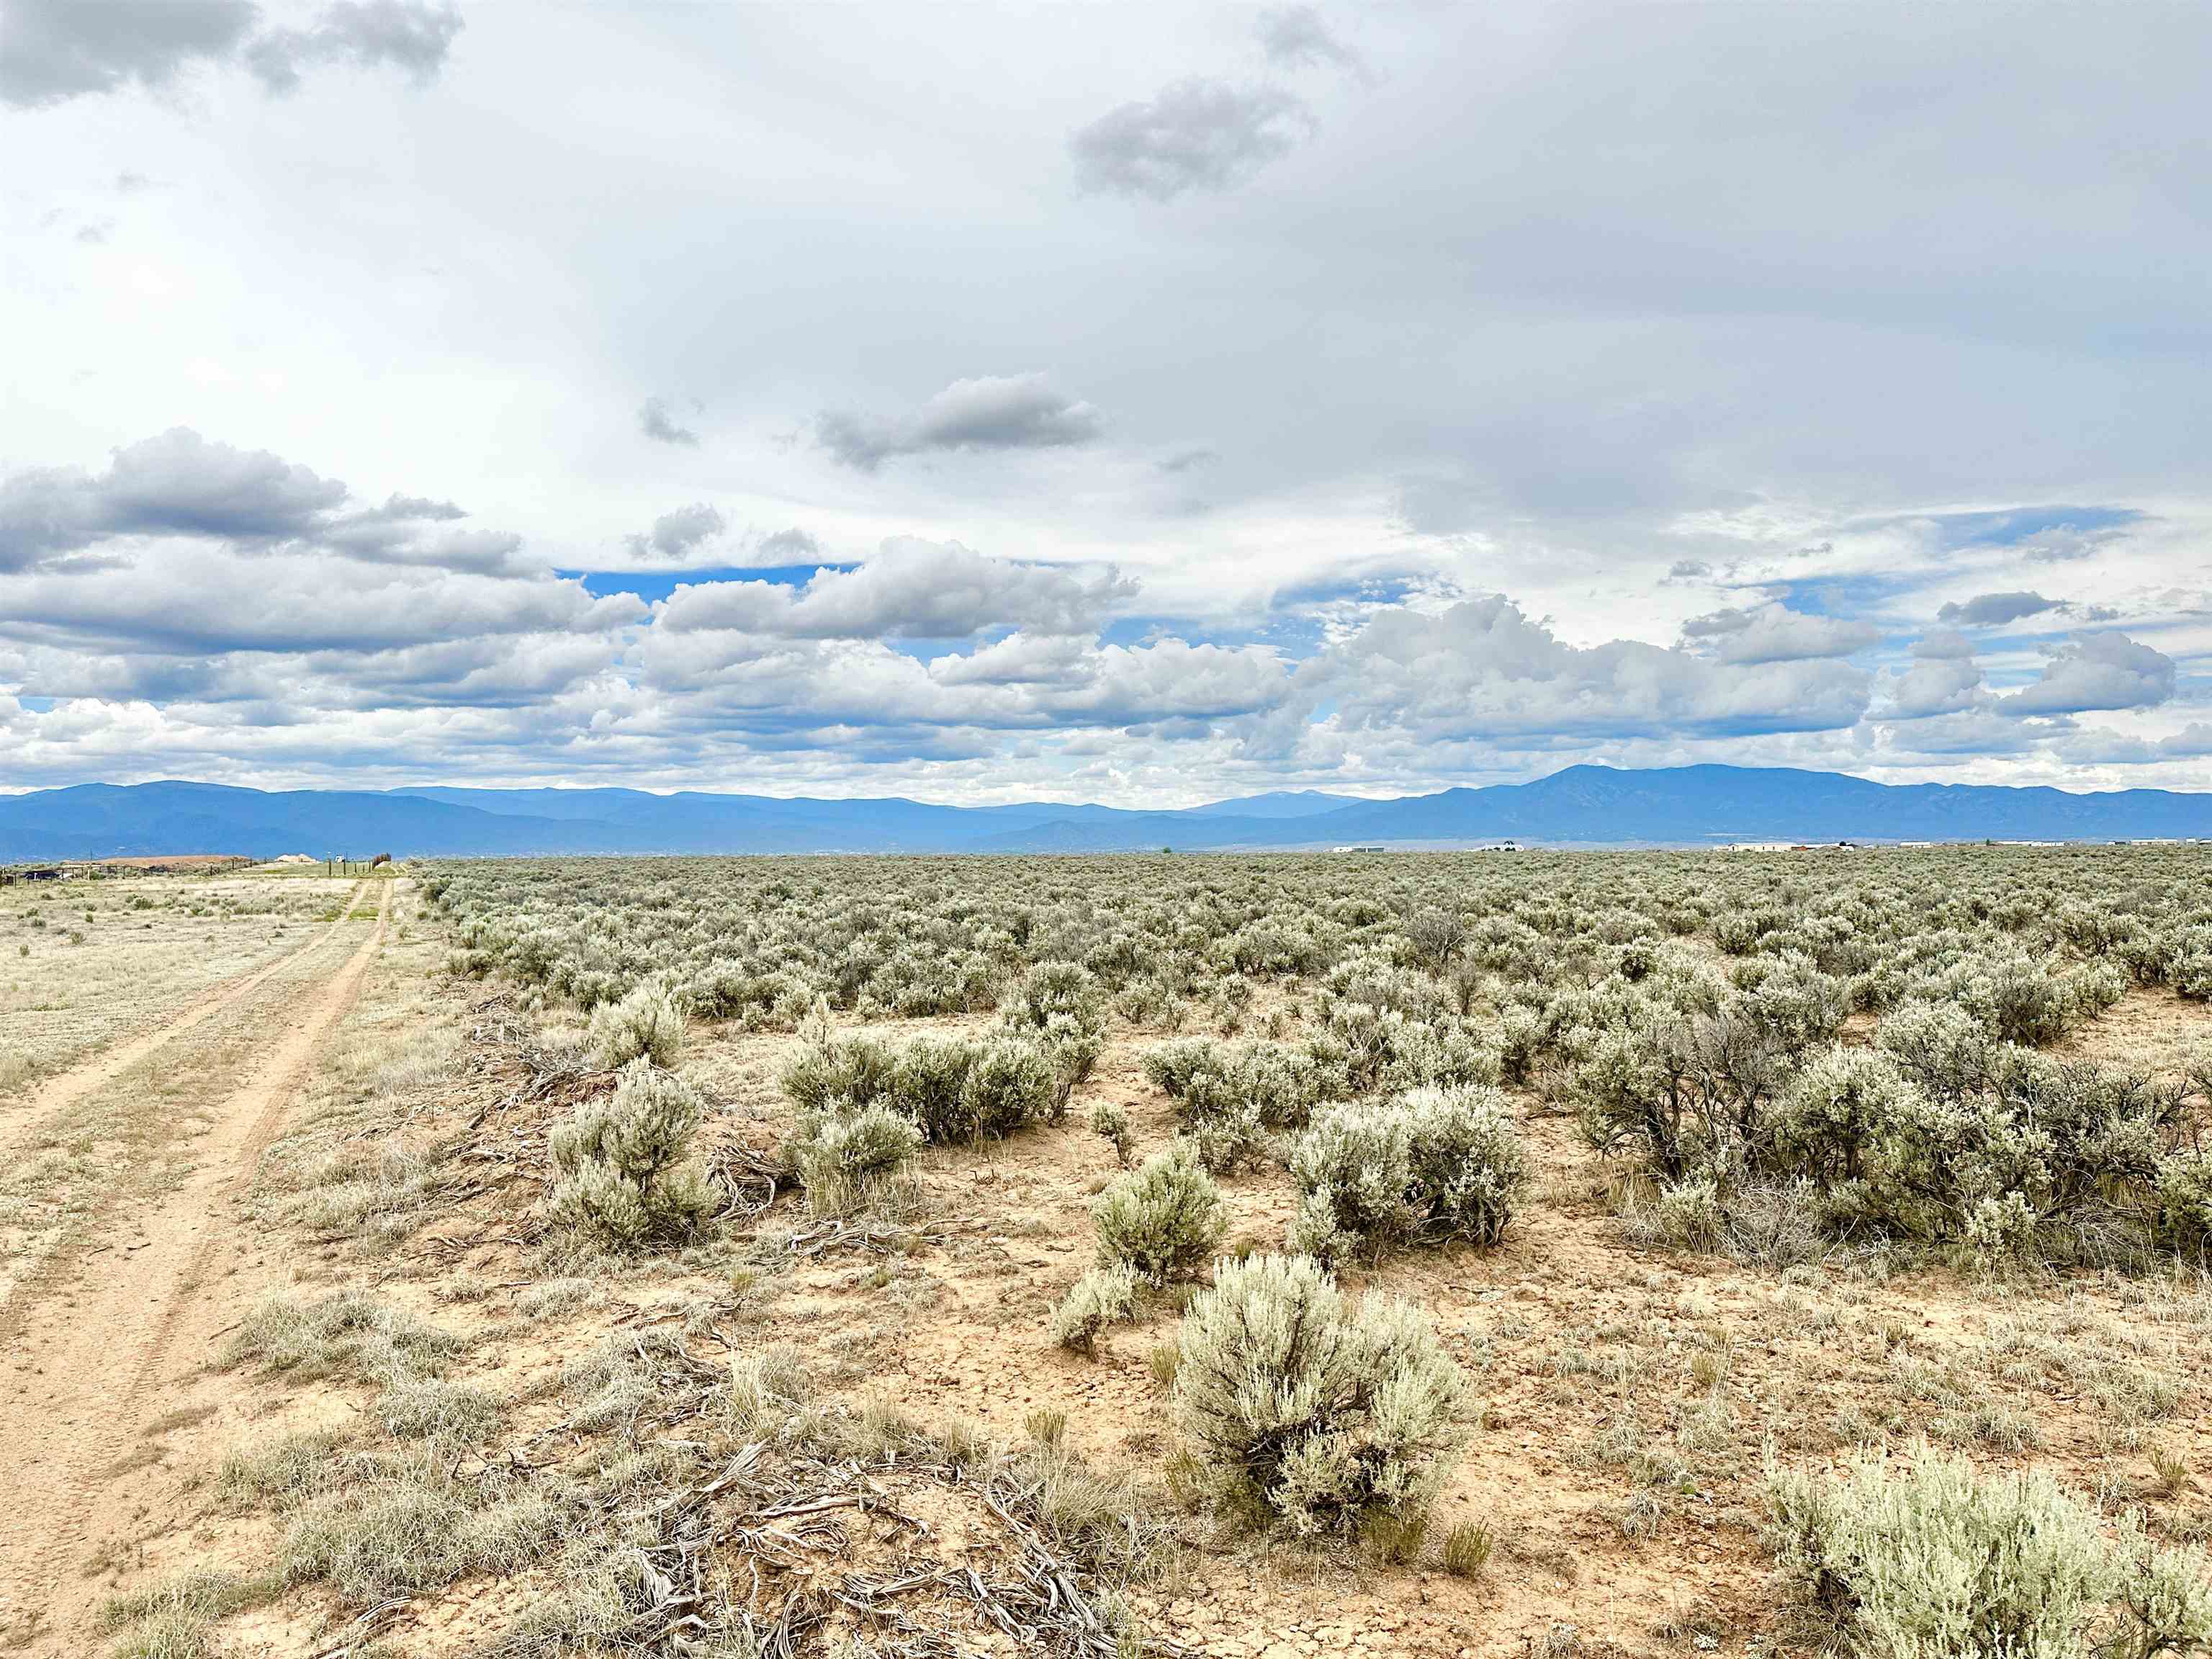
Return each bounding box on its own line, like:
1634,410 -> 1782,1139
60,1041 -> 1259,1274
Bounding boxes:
0,881 -> 390,1652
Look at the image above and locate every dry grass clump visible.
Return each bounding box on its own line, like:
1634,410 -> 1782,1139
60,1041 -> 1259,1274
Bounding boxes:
222,1290 -> 466,1384
279,1449 -> 566,1605
96,1570 -> 282,1659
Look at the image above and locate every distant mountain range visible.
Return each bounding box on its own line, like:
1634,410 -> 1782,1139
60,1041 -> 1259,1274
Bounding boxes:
3,766 -> 2210,860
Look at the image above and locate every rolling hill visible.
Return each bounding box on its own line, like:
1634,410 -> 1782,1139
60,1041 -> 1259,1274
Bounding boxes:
1,766 -> 2207,860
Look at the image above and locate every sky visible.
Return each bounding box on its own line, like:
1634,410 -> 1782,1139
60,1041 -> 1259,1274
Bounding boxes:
3,0 -> 2210,806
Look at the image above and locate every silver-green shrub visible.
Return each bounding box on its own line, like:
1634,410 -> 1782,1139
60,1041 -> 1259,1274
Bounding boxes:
1289,1084 -> 1528,1264
1174,1252 -> 1466,1537
958,1037 -> 1057,1139
1049,1262 -> 1141,1356
1092,1141 -> 1227,1285
1088,1098 -> 1135,1166
547,1059 -> 716,1249
1767,1444 -> 2212,1659
787,1102 -> 922,1215
2157,1154 -> 2212,1262
585,984 -> 686,1069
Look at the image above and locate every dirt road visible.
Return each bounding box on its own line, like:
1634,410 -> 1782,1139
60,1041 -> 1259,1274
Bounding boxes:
0,881 -> 390,1649
0,880 -> 369,1162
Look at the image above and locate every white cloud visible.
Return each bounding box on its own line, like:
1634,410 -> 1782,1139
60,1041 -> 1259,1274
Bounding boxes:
657,538 -> 1134,640
1296,596 -> 1874,745
2000,631 -> 2176,716
1679,602 -> 1880,665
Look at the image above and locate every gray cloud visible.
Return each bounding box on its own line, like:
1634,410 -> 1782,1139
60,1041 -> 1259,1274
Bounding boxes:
0,0 -> 256,108
756,527 -> 819,561
0,0 -> 459,108
245,1 -> 462,94
637,395 -> 699,447
1,428 -> 344,565
657,537 -> 1136,640
625,502 -> 725,562
1679,602 -> 1880,665
1069,79 -> 1312,201
0,429 -> 532,576
1256,6 -> 1364,78
2000,631 -> 2176,716
1937,590 -> 2061,627
816,374 -> 1103,472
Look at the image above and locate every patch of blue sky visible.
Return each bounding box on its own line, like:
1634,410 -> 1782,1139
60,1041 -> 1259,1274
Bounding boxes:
1850,503 -> 2146,549
1271,571 -> 1433,609
883,635 -> 988,662
1093,613 -> 1328,657
1930,504 -> 2144,548
1764,570 -> 1919,621
565,562 -> 855,604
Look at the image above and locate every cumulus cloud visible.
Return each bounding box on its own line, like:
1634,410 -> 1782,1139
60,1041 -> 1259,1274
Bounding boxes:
1679,602 -> 1880,665
0,0 -> 459,108
2000,631 -> 2176,716
756,527 -> 819,561
0,429 -> 529,575
1877,631 -> 1988,719
815,374 -> 1103,472
1069,79 -> 1312,201
657,538 -> 1136,640
625,502 -> 726,562
1937,590 -> 2061,626
637,395 -> 698,447
1295,596 -> 1874,744
1,428 -> 344,566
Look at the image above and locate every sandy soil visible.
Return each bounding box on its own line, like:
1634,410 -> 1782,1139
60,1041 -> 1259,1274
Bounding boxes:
0,881 -> 367,1163
1,876 -> 358,1106
0,881 -> 390,1652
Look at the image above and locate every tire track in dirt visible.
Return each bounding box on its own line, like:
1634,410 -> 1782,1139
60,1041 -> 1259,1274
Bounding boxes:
0,880 -> 369,1163
0,881 -> 390,1649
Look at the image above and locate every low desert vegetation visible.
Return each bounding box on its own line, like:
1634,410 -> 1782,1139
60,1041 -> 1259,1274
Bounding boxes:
68,848 -> 2212,1657
1767,1443 -> 2212,1659
547,1056 -> 718,1250
1172,1251 -> 1468,1542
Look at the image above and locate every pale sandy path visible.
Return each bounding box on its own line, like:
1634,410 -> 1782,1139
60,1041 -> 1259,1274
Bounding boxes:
0,881 -> 390,1650
0,880 -> 369,1162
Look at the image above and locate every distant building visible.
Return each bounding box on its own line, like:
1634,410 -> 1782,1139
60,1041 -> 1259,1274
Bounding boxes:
1332,844 -> 1388,853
